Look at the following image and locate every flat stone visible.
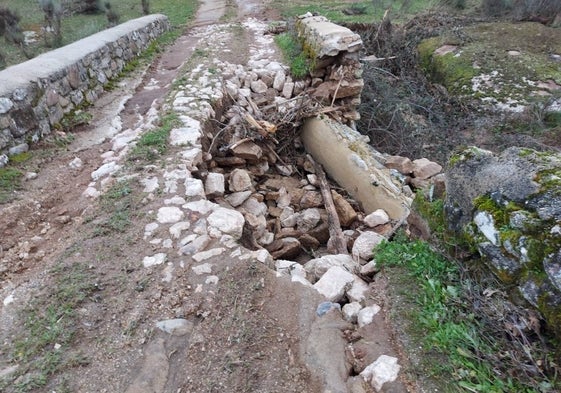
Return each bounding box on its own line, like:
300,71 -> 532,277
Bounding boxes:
69,157 -> 83,169
207,207 -> 245,239
205,172 -> 225,198
296,208 -> 321,231
360,355 -> 401,391
384,155 -> 413,174
240,197 -> 268,216
225,190 -> 252,207
193,248 -> 225,262
358,304 -> 381,327
169,221 -> 190,239
228,168 -> 253,192
364,209 -> 390,228
347,277 -> 369,303
273,70 -> 286,91
156,319 -> 194,336
332,190 -> 357,226
183,200 -> 217,215
91,161 -> 121,181
8,143 -> 29,156
270,237 -> 302,260
300,191 -> 323,208
313,266 -> 355,302
412,158 -> 442,180
0,97 -> 14,114
170,116 -> 201,146
282,82 -> 294,99
180,234 -> 211,255
231,141 -> 262,161
304,254 -> 358,282
360,260 -> 379,276
164,196 -> 186,205
185,178 -> 205,198
280,207 -> 298,228
192,263 -> 212,275
353,231 -> 385,261
250,79 -> 268,94
143,253 -> 167,267
275,259 -> 307,278
157,206 -> 184,224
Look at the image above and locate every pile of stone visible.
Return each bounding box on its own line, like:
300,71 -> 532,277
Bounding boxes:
383,154 -> 445,198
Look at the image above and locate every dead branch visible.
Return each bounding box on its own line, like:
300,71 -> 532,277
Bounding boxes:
307,154 -> 347,254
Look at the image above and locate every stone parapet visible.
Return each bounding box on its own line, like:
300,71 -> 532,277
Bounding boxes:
296,14 -> 363,126
0,14 -> 170,161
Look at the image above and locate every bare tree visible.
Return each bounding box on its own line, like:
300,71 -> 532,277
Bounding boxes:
141,0 -> 150,15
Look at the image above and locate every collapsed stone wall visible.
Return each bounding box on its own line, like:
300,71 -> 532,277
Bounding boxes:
295,13 -> 363,126
0,14 -> 170,164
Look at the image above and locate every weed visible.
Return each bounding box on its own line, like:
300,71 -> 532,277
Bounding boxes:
376,232 -> 561,392
8,258 -> 99,391
127,112 -> 180,163
274,33 -> 310,79
0,167 -> 22,203
93,180 -> 138,235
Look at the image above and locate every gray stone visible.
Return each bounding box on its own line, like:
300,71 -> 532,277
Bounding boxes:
347,277 -> 369,303
357,304 -> 381,327
69,157 -> 83,169
91,161 -> 121,181
8,143 -> 29,156
273,70 -> 286,91
170,124 -> 201,147
193,248 -> 225,262
180,234 -> 211,255
207,207 -> 245,239
304,254 -> 358,282
183,199 -> 217,215
360,260 -> 379,276
543,251 -> 561,293
360,355 -> 401,391
364,209 -> 390,228
228,168 -> 253,192
342,302 -> 362,323
313,266 -> 355,302
353,231 -> 385,261
143,253 -> 167,267
0,154 -> 8,168
0,98 -> 13,114
474,211 -> 500,246
169,221 -> 190,239
275,259 -> 307,279
155,319 -> 194,336
280,207 -> 298,228
205,172 -> 225,198
225,191 -> 252,207
157,206 -> 184,224
250,80 -> 268,94
240,197 -> 268,217
296,208 -> 321,231
185,178 -> 205,198
282,82 -> 294,99
412,158 -> 442,179
192,263 -> 212,275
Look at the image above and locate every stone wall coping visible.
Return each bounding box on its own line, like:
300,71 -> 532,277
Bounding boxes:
0,14 -> 168,96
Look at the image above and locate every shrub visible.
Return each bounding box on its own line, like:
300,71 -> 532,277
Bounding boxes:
141,0 -> 150,15
481,0 -> 511,17
105,2 -> 120,27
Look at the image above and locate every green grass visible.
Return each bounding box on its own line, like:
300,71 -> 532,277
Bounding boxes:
127,112 -> 180,163
5,257 -> 98,392
270,0 -> 447,24
0,167 -> 23,203
375,232 -> 561,392
0,0 -> 198,70
274,33 -> 310,79
93,180 -> 139,235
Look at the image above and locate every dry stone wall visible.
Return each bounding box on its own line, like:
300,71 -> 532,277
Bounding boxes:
296,13 -> 363,126
0,14 -> 170,164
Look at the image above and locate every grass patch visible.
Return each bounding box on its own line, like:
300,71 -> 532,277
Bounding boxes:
128,112 -> 180,163
93,180 -> 139,236
5,257 -> 98,392
0,0 -> 198,70
0,167 -> 23,203
274,32 -> 310,79
376,232 -> 561,392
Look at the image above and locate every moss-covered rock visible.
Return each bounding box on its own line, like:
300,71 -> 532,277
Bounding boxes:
445,146 -> 561,338
418,22 -> 561,111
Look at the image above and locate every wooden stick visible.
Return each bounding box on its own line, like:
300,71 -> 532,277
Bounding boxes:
307,155 -> 348,254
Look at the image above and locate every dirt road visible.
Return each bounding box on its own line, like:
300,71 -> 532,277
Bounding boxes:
0,1 -> 413,392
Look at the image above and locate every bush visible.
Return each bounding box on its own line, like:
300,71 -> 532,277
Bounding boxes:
481,0 -> 511,17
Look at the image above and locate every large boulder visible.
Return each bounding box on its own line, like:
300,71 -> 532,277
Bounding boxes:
445,146 -> 561,337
